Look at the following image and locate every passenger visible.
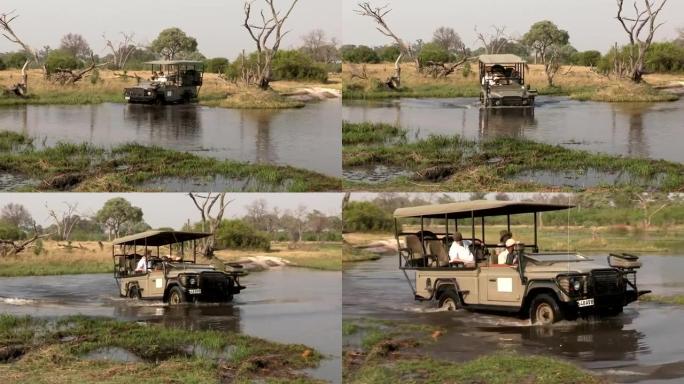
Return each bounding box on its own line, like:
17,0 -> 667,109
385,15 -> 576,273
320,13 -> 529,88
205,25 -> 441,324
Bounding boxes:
448,232 -> 475,267
498,238 -> 518,265
134,250 -> 151,273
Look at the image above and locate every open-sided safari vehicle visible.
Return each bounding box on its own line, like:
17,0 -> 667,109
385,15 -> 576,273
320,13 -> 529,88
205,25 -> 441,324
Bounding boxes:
394,201 -> 650,324
113,230 -> 246,304
124,60 -> 204,104
479,54 -> 537,108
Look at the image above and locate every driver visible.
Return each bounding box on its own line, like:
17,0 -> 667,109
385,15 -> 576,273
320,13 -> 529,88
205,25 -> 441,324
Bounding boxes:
448,232 -> 475,267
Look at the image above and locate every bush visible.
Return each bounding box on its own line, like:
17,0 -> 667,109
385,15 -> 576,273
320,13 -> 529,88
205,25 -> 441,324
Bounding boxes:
0,221 -> 25,240
571,50 -> 602,67
0,58 -> 6,71
204,57 -> 230,74
418,42 -> 452,64
271,50 -> 328,82
215,220 -> 270,251
341,45 -> 380,63
645,42 -> 684,72
343,201 -> 394,232
377,45 -> 401,62
2,51 -> 29,69
45,49 -> 81,74
33,238 -> 44,256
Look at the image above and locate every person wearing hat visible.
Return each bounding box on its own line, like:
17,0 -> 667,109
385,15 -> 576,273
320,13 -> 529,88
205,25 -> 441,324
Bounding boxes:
498,238 -> 518,265
448,232 -> 475,267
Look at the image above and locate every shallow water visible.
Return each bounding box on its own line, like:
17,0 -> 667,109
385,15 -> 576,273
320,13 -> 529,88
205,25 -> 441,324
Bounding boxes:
343,97 -> 684,163
0,268 -> 341,383
0,100 -> 341,177
343,254 -> 684,383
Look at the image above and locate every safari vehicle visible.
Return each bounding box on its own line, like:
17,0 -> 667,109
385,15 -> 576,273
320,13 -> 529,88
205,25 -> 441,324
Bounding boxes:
394,201 -> 650,324
112,230 -> 246,304
124,60 -> 203,104
479,54 -> 537,107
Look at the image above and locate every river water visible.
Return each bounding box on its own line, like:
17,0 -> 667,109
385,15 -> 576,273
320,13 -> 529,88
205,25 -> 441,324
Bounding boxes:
343,254 -> 684,383
0,268 -> 341,383
343,97 -> 684,163
0,100 -> 341,177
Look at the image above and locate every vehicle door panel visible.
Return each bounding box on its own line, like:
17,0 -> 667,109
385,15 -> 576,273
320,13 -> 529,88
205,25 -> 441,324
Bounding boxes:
482,266 -> 523,304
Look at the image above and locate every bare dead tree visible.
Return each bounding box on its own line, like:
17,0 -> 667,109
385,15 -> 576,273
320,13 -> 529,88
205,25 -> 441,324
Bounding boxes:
51,54 -> 109,85
633,193 -> 669,229
0,10 -> 44,95
616,0 -> 669,82
349,63 -> 369,80
188,193 -> 233,257
423,46 -> 470,78
45,202 -> 80,242
355,2 -> 415,88
242,0 -> 300,89
103,32 -> 137,70
0,230 -> 50,257
475,25 -> 509,55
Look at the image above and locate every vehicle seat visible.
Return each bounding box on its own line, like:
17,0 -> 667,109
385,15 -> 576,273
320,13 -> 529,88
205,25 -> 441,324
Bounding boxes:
403,234 -> 428,267
427,240 -> 450,267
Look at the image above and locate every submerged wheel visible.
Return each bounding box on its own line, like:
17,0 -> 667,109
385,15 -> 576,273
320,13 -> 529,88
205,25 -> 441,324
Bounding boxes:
437,288 -> 460,311
530,294 -> 563,325
127,285 -> 141,300
168,286 -> 187,305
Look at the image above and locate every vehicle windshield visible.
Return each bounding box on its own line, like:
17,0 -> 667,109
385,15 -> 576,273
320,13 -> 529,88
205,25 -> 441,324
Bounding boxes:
527,253 -> 592,262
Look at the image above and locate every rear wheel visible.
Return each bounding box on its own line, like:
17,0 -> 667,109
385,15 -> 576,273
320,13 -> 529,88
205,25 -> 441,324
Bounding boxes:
530,293 -> 563,325
168,286 -> 187,305
437,288 -> 460,311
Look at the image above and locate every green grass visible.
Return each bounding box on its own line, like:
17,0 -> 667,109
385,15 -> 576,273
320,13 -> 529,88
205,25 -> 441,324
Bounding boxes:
286,255 -> 342,271
0,259 -> 112,277
0,90 -> 123,106
342,244 -> 382,263
0,315 -> 322,383
342,122 -> 684,192
347,353 -> 606,384
343,121 -> 407,145
571,82 -> 679,102
0,131 -> 340,192
200,89 -> 306,109
640,294 -> 684,305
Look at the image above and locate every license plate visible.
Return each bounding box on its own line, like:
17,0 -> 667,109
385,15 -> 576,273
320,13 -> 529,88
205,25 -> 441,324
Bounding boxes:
578,298 -> 594,307
188,289 -> 201,295
125,96 -> 130,100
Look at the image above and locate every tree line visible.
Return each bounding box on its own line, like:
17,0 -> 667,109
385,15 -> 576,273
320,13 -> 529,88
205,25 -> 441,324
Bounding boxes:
345,1 -> 679,86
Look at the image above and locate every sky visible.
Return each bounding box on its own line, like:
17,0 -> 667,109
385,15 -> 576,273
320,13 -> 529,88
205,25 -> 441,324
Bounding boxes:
0,0 -> 341,58
343,0 -> 684,52
0,193 -> 342,229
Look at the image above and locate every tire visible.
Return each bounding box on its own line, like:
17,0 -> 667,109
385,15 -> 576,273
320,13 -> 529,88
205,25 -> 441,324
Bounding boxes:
127,285 -> 141,300
602,306 -> 624,317
530,293 -> 563,325
168,286 -> 187,305
437,288 -> 460,311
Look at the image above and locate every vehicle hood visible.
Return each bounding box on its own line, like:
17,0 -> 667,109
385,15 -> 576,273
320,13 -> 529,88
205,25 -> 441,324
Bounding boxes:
489,85 -> 529,98
166,263 -> 218,274
525,259 -> 613,274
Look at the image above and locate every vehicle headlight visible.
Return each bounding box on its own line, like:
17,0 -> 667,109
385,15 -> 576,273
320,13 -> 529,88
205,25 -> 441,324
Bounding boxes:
572,279 -> 581,291
180,275 -> 198,287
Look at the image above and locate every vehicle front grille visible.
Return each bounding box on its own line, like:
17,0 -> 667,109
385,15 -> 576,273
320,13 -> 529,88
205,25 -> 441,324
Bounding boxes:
199,272 -> 230,300
592,269 -> 622,296
501,96 -> 524,106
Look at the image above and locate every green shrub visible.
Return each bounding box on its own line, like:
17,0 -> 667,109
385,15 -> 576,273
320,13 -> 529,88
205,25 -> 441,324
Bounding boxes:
2,51 -> 29,69
204,57 -> 230,74
0,221 -> 25,240
0,58 -> 6,71
377,45 -> 401,62
341,45 -> 380,63
215,220 -> 270,251
90,68 -> 100,84
271,50 -> 328,82
571,50 -> 602,67
33,238 -> 44,256
645,42 -> 684,72
343,201 -> 394,232
46,49 -> 81,74
418,42 -> 452,64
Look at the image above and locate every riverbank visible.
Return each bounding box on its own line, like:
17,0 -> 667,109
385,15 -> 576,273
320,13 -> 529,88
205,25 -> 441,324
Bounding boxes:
0,240 -> 340,277
0,69 -> 340,108
0,314 -> 322,383
215,242 -> 342,271
0,131 -> 340,192
343,317 -> 604,384
342,62 -> 680,102
342,122 -> 684,192
344,225 -> 684,254
640,294 -> 684,306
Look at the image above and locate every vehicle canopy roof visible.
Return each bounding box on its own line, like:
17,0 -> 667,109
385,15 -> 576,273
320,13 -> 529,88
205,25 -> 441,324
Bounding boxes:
113,230 -> 212,246
393,200 -> 573,219
145,60 -> 203,66
478,54 -> 526,64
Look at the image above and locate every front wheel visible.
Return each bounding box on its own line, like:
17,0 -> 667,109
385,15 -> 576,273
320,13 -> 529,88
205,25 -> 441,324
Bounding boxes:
127,285 -> 141,300
168,286 -> 187,305
530,293 -> 563,325
437,288 -> 461,311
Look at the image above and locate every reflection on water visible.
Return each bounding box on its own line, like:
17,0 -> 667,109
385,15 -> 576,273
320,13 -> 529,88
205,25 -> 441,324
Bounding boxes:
344,255 -> 684,383
343,97 -> 684,163
0,100 -> 341,177
0,268 -> 341,383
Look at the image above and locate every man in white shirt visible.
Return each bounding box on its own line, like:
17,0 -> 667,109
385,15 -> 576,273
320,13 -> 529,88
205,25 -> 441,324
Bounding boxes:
448,232 -> 475,267
498,238 -> 518,265
134,250 -> 151,273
